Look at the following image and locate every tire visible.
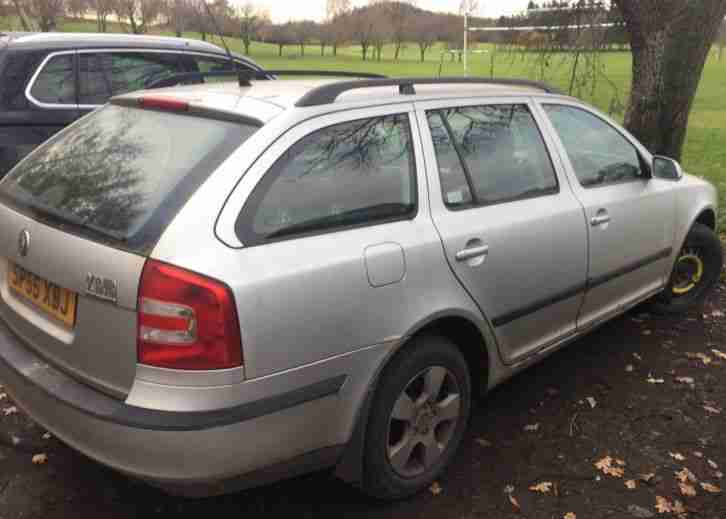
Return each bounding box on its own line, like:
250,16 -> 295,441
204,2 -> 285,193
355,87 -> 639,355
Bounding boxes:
361,334 -> 471,500
652,223 -> 723,314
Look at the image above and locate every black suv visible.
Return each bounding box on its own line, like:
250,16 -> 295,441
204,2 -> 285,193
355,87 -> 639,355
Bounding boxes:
0,32 -> 266,175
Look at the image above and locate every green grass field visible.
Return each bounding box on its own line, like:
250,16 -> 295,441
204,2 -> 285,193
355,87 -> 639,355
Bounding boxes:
4,16 -> 726,224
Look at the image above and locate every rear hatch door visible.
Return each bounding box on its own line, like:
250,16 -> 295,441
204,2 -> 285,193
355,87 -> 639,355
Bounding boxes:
0,101 -> 257,397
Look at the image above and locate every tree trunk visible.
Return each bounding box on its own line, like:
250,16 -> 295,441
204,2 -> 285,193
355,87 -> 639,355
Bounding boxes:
394,42 -> 402,61
419,46 -> 426,63
278,44 -> 283,57
361,44 -> 368,61
300,43 -> 305,57
11,0 -> 31,31
614,0 -> 726,160
333,43 -> 338,56
320,43 -> 325,56
244,40 -> 251,55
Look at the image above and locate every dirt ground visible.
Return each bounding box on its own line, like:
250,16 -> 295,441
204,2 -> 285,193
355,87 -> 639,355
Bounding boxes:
1,287 -> 726,519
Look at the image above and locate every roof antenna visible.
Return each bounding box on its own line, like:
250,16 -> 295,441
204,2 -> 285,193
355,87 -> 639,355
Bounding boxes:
200,1 -> 251,87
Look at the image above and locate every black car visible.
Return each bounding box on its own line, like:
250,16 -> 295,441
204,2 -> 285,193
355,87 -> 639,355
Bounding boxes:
0,32 -> 266,175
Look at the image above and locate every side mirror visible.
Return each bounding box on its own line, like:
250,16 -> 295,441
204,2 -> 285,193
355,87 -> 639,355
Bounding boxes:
653,155 -> 683,181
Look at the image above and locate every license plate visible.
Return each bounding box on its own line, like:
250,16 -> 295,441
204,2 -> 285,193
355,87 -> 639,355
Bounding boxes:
8,261 -> 77,328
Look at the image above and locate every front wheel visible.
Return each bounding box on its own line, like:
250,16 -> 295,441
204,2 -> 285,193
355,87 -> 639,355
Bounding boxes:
652,223 -> 723,314
361,335 -> 471,500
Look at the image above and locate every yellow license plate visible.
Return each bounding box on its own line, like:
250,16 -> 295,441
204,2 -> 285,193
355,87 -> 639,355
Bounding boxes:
8,261 -> 77,328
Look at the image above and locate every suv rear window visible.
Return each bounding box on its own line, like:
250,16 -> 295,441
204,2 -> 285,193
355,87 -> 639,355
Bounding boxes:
0,104 -> 256,254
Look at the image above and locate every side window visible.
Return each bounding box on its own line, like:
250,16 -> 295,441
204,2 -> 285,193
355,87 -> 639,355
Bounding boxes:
29,54 -> 76,105
237,114 -> 417,245
192,56 -> 253,83
543,104 -> 643,187
429,104 -> 558,206
79,52 -> 185,105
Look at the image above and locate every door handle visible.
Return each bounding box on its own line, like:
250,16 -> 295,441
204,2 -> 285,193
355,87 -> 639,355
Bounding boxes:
590,212 -> 611,227
455,245 -> 490,262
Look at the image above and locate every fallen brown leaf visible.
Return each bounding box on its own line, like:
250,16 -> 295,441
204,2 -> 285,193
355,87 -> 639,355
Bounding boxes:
563,513 -> 576,519
693,451 -> 704,458
700,482 -> 722,493
2,406 -> 17,416
429,481 -> 442,496
625,479 -> 637,489
523,423 -> 540,432
475,438 -> 492,448
508,495 -> 521,511
655,495 -> 673,513
707,459 -> 719,469
678,482 -> 697,497
675,467 -> 697,484
529,481 -> 553,494
672,500 -> 686,515
711,348 -> 726,360
670,452 -> 687,461
703,405 -> 722,415
31,453 -> 47,465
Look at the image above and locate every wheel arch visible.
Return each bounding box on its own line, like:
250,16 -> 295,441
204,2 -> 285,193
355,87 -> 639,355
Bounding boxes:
673,205 -> 718,265
695,208 -> 716,231
334,309 -> 496,485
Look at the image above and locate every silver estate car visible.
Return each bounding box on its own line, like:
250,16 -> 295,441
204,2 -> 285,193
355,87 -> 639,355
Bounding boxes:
0,76 -> 721,499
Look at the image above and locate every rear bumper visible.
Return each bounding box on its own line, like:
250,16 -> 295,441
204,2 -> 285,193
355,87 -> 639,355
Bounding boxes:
0,317 -> 378,495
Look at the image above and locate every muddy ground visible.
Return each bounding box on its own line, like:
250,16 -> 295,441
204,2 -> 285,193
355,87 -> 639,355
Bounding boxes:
1,287 -> 726,519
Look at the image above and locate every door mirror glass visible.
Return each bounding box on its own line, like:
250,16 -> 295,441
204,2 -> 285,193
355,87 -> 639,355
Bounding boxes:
653,155 -> 683,181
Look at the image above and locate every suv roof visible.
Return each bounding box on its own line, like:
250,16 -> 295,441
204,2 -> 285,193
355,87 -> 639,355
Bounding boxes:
4,32 -> 234,55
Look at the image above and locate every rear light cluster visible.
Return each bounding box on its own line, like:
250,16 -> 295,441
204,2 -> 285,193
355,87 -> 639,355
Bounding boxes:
137,260 -> 242,370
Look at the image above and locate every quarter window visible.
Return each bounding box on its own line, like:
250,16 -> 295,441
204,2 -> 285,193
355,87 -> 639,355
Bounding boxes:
237,114 -> 417,245
428,104 -> 558,207
29,54 -> 76,105
543,104 -> 644,187
79,52 -> 185,105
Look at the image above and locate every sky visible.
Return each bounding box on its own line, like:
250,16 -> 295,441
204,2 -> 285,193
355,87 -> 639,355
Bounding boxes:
236,0 -> 532,23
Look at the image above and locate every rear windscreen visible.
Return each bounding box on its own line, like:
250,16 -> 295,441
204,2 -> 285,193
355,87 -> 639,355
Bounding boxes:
0,105 -> 256,254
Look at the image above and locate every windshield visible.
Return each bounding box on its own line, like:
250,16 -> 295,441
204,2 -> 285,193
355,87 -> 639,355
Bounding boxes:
0,105 -> 256,254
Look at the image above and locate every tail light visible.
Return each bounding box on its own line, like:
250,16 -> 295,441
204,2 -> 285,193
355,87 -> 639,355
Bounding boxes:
137,259 -> 242,370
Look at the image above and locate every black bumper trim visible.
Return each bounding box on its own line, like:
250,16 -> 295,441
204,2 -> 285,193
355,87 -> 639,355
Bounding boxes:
0,318 -> 346,432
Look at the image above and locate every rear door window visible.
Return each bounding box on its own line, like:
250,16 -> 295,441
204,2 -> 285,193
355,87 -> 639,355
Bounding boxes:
428,104 -> 558,207
0,105 -> 257,254
236,114 -> 417,245
29,54 -> 76,105
79,52 -> 185,105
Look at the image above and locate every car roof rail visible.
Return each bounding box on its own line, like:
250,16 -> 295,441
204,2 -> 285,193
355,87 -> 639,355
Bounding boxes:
147,70 -> 387,90
294,77 -> 562,107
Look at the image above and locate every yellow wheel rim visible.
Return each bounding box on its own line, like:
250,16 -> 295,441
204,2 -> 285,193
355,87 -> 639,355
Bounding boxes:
672,252 -> 704,295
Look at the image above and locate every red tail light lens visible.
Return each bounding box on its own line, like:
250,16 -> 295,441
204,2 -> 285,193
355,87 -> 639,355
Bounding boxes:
138,259 -> 242,370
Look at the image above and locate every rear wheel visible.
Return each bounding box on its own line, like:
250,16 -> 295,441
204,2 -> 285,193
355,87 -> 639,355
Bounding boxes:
652,223 -> 723,314
362,335 -> 471,500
